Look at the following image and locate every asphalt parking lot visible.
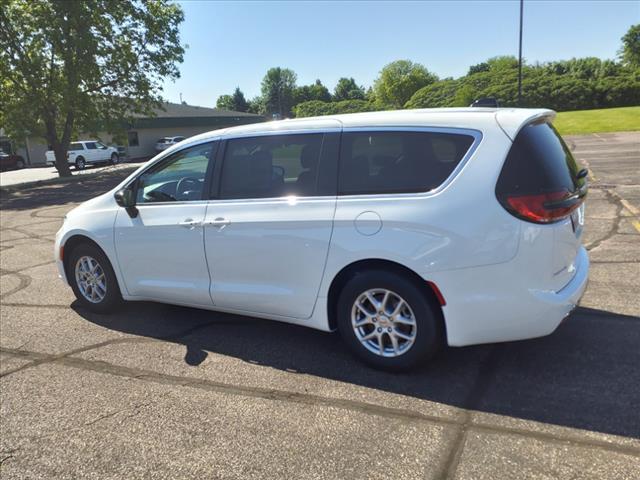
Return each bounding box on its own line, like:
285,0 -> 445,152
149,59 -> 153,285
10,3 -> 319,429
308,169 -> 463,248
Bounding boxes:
1,132 -> 639,479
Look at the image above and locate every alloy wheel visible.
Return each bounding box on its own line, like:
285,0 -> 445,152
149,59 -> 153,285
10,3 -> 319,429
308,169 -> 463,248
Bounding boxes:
351,288 -> 417,357
74,255 -> 107,303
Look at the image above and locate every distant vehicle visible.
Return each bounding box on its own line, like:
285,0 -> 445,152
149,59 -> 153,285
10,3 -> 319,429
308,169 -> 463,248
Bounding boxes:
46,141 -> 119,170
54,108 -> 589,370
0,151 -> 26,171
155,136 -> 186,153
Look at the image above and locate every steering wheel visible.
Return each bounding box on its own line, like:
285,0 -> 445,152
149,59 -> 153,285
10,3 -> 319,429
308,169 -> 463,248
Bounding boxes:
176,176 -> 201,200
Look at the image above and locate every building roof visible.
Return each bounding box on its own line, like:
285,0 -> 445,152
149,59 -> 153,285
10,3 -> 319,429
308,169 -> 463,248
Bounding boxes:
151,102 -> 262,119
132,102 -> 264,129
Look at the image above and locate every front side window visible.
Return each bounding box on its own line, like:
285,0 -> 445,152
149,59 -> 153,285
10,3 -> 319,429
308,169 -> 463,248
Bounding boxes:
219,133 -> 324,199
136,142 -> 215,203
338,131 -> 475,195
85,142 -> 97,150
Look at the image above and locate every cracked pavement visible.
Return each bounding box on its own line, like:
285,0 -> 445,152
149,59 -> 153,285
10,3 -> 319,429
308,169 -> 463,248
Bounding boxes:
1,132 -> 639,479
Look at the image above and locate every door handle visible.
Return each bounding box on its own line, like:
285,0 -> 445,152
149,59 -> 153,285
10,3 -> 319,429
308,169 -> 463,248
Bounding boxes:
178,218 -> 201,229
204,217 -> 231,227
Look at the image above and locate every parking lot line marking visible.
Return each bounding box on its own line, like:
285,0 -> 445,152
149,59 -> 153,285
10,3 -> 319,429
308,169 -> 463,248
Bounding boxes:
580,158 -> 640,233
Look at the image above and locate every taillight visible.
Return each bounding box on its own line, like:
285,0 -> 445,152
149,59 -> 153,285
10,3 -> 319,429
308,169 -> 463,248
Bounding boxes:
501,190 -> 583,224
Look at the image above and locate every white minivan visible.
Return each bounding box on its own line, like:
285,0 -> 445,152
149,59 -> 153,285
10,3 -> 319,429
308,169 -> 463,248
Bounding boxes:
54,108 -> 589,369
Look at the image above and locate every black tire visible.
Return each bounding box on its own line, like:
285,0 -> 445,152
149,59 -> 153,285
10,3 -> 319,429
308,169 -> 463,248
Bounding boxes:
67,243 -> 122,313
15,158 -> 25,169
110,153 -> 119,165
337,270 -> 443,371
75,156 -> 86,170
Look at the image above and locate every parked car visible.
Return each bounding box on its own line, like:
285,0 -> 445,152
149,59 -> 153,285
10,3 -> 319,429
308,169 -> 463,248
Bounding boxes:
0,151 -> 26,171
54,108 -> 589,370
155,136 -> 186,153
46,140 -> 119,170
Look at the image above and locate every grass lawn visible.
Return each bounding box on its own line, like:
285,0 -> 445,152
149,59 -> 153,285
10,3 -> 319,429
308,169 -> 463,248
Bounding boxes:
554,106 -> 640,135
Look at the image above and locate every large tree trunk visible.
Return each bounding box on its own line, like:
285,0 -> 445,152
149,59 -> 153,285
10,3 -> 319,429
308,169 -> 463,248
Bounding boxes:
52,141 -> 72,177
43,109 -> 73,177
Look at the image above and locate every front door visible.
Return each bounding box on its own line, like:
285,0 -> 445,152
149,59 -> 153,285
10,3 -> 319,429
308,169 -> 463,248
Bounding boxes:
114,142 -> 217,306
204,132 -> 339,319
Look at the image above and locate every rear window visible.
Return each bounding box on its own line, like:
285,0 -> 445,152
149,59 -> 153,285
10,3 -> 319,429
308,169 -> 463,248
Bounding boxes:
496,121 -> 585,197
338,131 -> 475,195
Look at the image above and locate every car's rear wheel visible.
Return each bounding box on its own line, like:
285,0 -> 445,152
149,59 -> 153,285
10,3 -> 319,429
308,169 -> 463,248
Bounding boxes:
337,270 -> 443,370
15,158 -> 25,169
67,243 -> 122,313
110,153 -> 119,165
75,157 -> 86,170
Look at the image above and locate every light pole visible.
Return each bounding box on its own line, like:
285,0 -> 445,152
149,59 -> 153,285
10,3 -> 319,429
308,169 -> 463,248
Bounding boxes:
518,0 -> 524,106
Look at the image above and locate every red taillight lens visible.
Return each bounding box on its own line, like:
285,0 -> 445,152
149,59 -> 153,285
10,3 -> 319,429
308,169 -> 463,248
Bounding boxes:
504,191 -> 581,223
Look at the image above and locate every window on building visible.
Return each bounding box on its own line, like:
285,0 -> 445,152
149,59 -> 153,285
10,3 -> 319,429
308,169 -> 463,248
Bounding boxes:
128,131 -> 140,147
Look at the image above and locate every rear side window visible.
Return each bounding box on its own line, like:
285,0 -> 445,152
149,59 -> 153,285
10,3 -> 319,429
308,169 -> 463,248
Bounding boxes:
70,143 -> 83,151
338,131 -> 475,195
496,121 -> 585,197
219,134 -> 324,199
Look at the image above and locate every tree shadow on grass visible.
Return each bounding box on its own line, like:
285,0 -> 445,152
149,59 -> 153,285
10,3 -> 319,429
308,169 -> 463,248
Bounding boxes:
75,302 -> 640,439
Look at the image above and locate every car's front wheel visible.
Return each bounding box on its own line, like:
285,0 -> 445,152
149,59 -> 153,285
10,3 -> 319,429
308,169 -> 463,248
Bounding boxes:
15,158 -> 25,169
67,243 -> 122,313
110,153 -> 119,165
337,270 -> 443,370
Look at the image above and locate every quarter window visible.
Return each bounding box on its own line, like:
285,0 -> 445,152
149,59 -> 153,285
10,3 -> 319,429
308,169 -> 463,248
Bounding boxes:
136,142 -> 215,203
338,131 -> 475,195
219,134 -> 324,199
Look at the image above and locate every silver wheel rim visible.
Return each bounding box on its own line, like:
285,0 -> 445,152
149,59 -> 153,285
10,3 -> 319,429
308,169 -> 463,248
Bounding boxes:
351,288 -> 417,358
74,256 -> 107,303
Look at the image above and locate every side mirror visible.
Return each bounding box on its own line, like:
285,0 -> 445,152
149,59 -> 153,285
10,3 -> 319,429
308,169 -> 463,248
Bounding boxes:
114,187 -> 138,218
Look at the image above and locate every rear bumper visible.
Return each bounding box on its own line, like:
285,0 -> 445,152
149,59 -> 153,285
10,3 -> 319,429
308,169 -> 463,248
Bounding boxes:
435,246 -> 589,347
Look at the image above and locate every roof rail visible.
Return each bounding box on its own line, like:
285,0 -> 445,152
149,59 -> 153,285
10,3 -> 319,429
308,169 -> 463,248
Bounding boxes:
470,97 -> 499,108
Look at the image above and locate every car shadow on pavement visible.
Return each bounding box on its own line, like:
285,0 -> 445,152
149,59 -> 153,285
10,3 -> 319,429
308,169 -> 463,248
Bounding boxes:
75,302 -> 640,440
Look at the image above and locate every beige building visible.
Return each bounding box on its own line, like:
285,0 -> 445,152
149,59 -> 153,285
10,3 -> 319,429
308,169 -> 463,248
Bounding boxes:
1,103 -> 264,166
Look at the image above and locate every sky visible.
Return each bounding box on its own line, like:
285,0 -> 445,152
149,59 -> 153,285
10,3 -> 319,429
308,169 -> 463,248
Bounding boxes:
161,0 -> 640,108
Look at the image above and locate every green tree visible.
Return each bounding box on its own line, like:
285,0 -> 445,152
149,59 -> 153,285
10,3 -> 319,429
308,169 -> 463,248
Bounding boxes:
216,94 -> 234,110
405,79 -> 460,108
293,99 -> 374,118
333,77 -> 365,101
0,0 -> 184,177
294,79 -> 331,104
216,87 -> 249,112
261,67 -> 297,118
619,24 -> 640,67
372,60 -> 438,108
231,87 -> 249,112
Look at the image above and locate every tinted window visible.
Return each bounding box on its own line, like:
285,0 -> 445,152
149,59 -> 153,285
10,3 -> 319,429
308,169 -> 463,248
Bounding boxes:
219,134 -> 324,199
137,142 -> 215,203
85,142 -> 97,150
338,131 -> 474,195
69,143 -> 83,151
496,121 -> 585,196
